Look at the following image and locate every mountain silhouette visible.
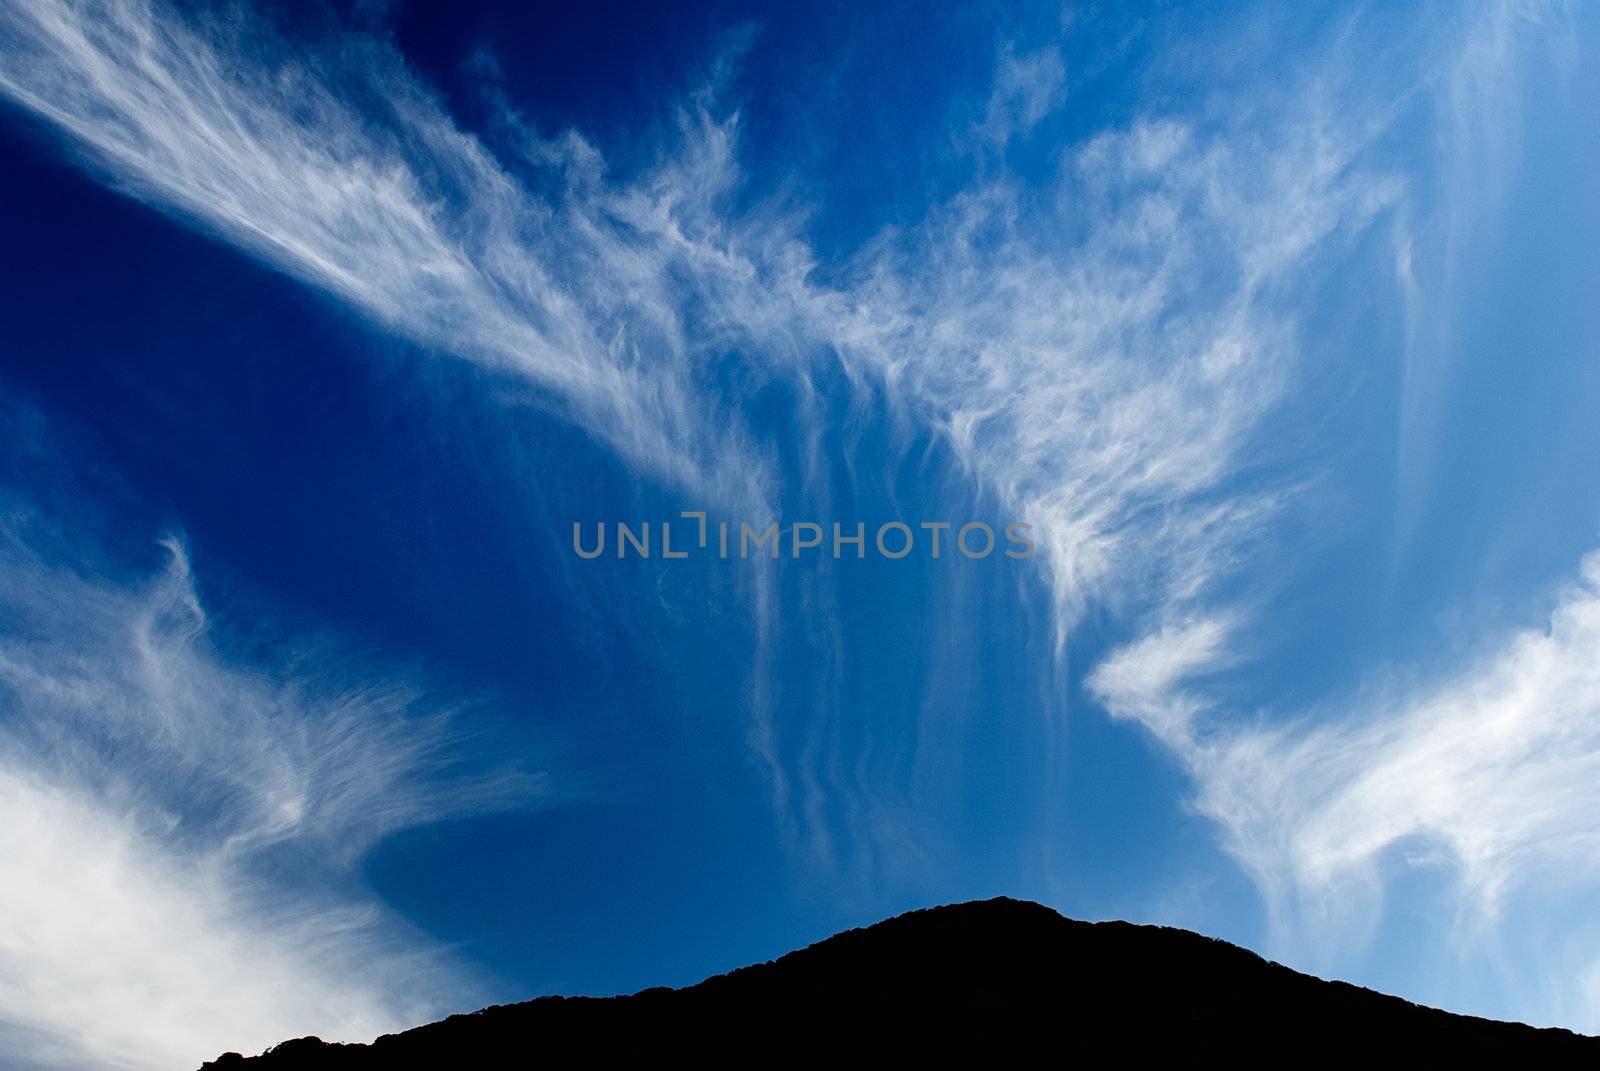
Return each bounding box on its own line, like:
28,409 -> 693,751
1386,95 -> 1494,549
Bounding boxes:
202,897 -> 1596,1066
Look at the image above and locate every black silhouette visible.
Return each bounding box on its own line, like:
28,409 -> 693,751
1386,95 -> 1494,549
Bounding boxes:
202,897 -> 1596,1066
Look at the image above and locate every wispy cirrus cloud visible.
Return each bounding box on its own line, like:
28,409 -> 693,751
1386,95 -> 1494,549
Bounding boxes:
1090,547 -> 1600,1026
829,101 -> 1399,649
0,0 -> 817,846
0,0 -> 1410,870
0,0 -> 779,511
0,0 -> 1404,654
1080,3 -> 1600,1025
0,510 -> 543,1069
1393,0 -> 1580,548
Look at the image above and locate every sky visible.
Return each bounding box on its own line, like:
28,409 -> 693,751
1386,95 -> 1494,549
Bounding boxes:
0,0 -> 1597,1066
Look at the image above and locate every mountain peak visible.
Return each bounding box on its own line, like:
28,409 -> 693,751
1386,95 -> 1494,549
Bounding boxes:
204,898 -> 1596,1066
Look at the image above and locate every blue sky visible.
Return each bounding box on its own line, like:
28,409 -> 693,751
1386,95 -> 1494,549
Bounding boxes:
1,1 -> 1598,1065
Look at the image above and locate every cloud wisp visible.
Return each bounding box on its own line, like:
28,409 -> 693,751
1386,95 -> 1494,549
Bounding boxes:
0,517 -> 541,1069
0,0 -> 1413,869
829,107 -> 1400,649
1075,2 -> 1600,1025
1091,550 -> 1600,1025
0,0 -> 783,512
0,0 -> 1408,653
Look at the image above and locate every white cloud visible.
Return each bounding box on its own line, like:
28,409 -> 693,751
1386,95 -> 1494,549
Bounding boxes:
1073,7 -> 1600,1023
0,0 -> 1408,659
977,44 -> 1067,148
1086,614 -> 1238,747
828,105 -> 1400,650
0,0 -> 774,514
1221,551 -> 1600,913
1394,0 -> 1580,545
1092,548 -> 1600,1025
0,0 -> 816,833
0,521 -> 541,1068
0,0 -> 1413,867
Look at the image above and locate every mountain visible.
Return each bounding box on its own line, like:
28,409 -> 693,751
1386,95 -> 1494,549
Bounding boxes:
201,897 -> 1596,1066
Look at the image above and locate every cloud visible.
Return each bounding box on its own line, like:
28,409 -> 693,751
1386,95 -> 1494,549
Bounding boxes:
0,0 -> 818,828
1074,6 -> 1599,1016
0,0 -> 777,513
829,105 -> 1399,651
0,0 -> 1409,656
977,43 -> 1067,148
1091,548 -> 1600,1023
1086,614 -> 1239,748
0,0 -> 1412,866
0,517 -> 541,1069
1393,0 -> 1580,547
1222,550 -> 1600,917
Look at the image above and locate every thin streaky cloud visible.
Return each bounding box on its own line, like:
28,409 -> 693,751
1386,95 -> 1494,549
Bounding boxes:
0,517 -> 543,1069
0,0 -> 1400,866
1091,548 -> 1600,1028
1078,6 -> 1598,1025
0,0 -> 1401,664
0,0 -> 770,510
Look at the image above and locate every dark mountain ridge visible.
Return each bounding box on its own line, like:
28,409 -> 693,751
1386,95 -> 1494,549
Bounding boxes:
203,897 -> 1597,1066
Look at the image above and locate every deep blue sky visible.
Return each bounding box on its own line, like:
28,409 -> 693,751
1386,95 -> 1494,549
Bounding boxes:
1,1 -> 1599,1066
